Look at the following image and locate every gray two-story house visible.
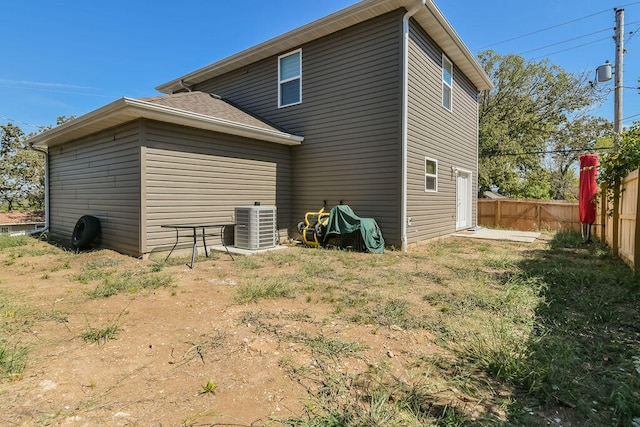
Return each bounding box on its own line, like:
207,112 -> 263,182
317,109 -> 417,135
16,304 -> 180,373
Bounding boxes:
28,0 -> 492,257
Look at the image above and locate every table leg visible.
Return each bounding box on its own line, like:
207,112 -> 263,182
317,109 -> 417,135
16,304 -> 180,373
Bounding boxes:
189,227 -> 197,269
164,228 -> 180,263
221,225 -> 234,261
202,227 -> 209,258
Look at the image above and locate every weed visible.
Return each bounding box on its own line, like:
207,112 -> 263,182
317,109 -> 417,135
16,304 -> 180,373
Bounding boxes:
80,309 -> 126,344
412,270 -> 446,285
0,234 -> 30,250
86,271 -> 173,298
262,251 -> 299,266
235,277 -> 295,304
482,255 -> 518,270
236,256 -> 261,270
301,261 -> 337,280
80,323 -> 120,344
0,341 -> 28,380
370,298 -> 412,328
85,258 -> 122,269
150,262 -> 164,272
74,269 -> 110,284
287,332 -> 365,358
200,379 -> 217,394
277,363 -> 441,426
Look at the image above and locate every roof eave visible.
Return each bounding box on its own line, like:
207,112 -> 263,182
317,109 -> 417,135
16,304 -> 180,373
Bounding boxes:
28,98 -> 304,149
155,0 -> 492,94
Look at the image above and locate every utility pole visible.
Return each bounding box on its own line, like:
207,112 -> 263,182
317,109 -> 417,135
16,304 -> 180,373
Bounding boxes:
614,8 -> 624,134
612,8 -> 624,256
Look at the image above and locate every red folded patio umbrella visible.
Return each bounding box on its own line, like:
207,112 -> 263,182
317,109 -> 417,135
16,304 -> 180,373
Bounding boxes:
579,154 -> 599,241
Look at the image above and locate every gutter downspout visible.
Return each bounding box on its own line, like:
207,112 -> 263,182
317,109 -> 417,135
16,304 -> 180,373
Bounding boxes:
401,0 -> 426,251
28,145 -> 49,234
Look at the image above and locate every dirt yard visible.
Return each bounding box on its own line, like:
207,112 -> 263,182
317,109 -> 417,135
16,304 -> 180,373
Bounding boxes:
0,234 -> 637,426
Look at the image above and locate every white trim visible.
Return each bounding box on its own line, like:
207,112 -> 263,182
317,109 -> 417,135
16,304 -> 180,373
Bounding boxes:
442,54 -> 453,111
155,0 -> 492,94
454,167 -> 473,230
278,49 -> 302,108
424,157 -> 438,192
401,0 -> 426,252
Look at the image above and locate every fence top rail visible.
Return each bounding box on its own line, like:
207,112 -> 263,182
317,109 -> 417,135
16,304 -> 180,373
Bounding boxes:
478,199 -> 578,206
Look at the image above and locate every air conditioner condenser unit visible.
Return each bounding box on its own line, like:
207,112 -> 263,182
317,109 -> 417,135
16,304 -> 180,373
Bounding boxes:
234,206 -> 277,250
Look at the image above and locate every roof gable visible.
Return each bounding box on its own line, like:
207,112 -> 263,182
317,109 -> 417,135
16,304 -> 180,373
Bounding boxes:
156,0 -> 492,94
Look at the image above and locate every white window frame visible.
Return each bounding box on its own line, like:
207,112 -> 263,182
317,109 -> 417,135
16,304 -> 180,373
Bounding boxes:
425,157 -> 438,192
278,49 -> 302,108
442,54 -> 453,111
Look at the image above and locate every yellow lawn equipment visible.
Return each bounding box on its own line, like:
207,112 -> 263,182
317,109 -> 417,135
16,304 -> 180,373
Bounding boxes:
297,205 -> 330,247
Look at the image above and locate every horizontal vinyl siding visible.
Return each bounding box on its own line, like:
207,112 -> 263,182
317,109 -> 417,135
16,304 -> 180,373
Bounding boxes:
48,121 -> 142,255
142,121 -> 291,253
406,20 -> 479,242
194,11 -> 404,246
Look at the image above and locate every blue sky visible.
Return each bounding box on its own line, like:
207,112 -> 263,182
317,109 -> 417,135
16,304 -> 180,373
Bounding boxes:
1,0 -> 639,133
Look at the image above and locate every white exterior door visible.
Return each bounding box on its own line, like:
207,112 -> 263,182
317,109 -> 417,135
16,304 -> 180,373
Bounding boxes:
456,170 -> 472,230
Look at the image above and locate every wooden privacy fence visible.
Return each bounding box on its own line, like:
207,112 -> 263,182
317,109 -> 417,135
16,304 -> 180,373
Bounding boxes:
478,199 -> 581,232
594,169 -> 640,273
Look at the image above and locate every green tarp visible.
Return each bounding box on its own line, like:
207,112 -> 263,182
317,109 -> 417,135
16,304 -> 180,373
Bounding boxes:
323,205 -> 385,253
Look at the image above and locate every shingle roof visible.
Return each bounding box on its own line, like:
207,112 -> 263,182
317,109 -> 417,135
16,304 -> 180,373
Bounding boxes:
27,93 -> 303,149
139,92 -> 283,134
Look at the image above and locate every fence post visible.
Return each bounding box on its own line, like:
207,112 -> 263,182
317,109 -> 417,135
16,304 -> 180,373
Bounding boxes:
613,182 -> 620,257
496,200 -> 502,228
600,191 -> 607,242
635,169 -> 640,274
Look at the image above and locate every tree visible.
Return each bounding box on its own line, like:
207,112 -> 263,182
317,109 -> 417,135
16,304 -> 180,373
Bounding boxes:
547,116 -> 612,200
598,122 -> 640,197
477,50 -> 607,198
0,123 -> 29,210
0,116 -> 75,211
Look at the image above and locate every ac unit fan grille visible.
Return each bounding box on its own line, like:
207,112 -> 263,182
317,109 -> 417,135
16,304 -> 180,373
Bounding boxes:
234,206 -> 277,250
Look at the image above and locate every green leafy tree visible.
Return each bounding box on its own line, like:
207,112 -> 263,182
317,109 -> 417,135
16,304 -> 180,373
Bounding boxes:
0,123 -> 28,210
478,50 -> 606,198
0,116 -> 74,211
598,122 -> 640,197
547,116 -> 612,200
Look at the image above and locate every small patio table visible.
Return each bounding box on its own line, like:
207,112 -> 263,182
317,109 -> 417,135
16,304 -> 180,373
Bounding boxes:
161,223 -> 237,268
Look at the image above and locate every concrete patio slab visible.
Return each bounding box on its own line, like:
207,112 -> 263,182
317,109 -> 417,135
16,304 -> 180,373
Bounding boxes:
452,228 -> 540,243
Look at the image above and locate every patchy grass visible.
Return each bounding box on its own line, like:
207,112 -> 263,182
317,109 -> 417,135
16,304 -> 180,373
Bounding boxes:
1,231 -> 638,426
86,270 -> 174,299
0,234 -> 30,249
228,233 -> 640,426
80,309 -> 127,344
235,276 -> 296,303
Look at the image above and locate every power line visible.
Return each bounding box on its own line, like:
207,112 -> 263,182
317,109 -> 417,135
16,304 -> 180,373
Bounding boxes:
475,9 -> 610,50
627,24 -> 640,44
0,83 -> 118,99
475,2 -> 640,51
520,19 -> 640,56
517,27 -> 612,55
0,116 -> 40,130
531,37 -> 612,60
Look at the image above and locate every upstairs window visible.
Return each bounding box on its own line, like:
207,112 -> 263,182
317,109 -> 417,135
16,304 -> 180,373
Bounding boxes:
279,49 -> 302,108
442,54 -> 453,111
425,157 -> 438,192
